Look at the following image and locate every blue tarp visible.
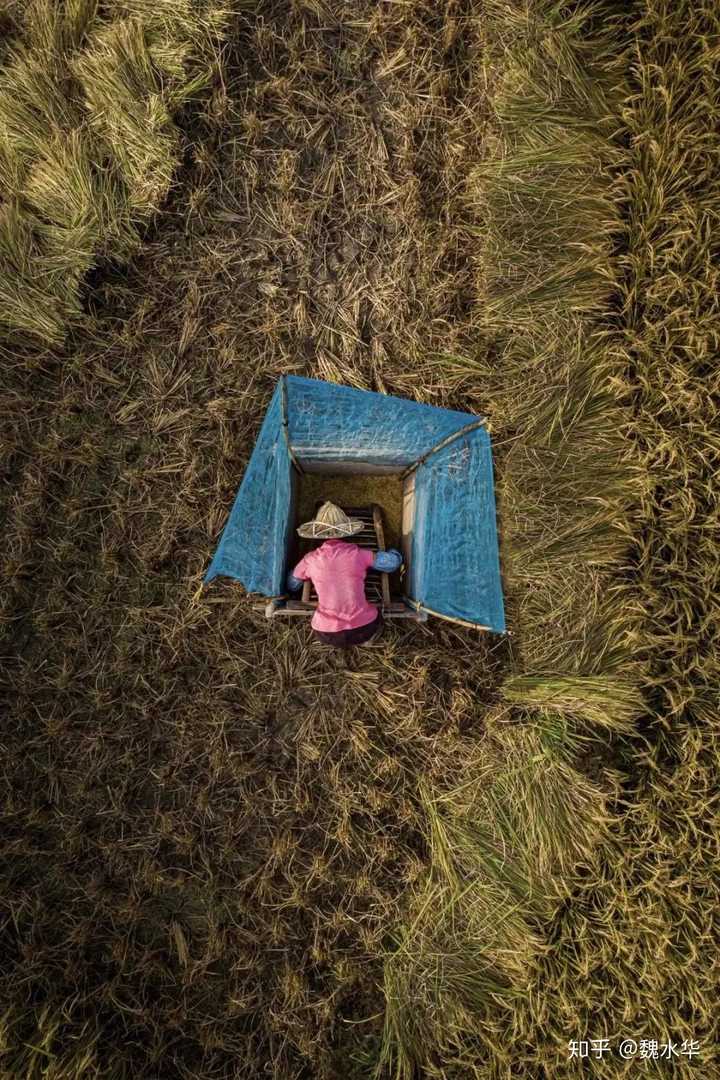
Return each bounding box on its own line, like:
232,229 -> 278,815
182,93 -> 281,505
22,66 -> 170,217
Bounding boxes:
204,382 -> 292,595
410,427 -> 506,631
286,375 -> 484,469
204,375 -> 506,633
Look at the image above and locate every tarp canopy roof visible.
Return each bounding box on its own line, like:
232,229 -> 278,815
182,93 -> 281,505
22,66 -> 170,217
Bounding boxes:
204,376 -> 506,633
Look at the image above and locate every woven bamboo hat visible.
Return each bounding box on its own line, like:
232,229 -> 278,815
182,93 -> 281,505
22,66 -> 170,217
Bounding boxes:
297,501 -> 365,540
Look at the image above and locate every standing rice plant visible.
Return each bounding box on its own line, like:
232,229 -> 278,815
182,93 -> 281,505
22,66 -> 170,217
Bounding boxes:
382,0 -> 720,1075
500,673 -> 646,736
378,723 -> 618,1080
378,1 -> 649,1074
0,0 -> 232,348
465,1 -> 646,696
0,4 -> 22,63
465,0 -> 645,709
0,200 -> 68,343
70,16 -> 181,219
471,1 -> 628,333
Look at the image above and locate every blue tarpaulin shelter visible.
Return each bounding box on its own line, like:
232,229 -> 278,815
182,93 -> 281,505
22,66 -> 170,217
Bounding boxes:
204,375 -> 506,633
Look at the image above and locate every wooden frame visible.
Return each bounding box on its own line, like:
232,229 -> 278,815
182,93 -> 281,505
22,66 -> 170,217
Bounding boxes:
260,599 -> 424,619
372,503 -> 392,608
268,500 -> 410,619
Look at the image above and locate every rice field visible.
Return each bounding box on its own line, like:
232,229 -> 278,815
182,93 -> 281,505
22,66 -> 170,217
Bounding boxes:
1,1 -> 718,1078
0,0 -> 231,346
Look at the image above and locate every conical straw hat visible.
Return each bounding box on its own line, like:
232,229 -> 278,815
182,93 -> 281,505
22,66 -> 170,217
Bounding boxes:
297,501 -> 365,539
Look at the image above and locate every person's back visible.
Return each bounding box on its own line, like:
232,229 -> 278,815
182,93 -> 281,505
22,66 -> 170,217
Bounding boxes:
292,539 -> 376,633
288,501 -> 403,648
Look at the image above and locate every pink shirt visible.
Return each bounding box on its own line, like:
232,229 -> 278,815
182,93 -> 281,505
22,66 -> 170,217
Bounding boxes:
291,540 -> 377,633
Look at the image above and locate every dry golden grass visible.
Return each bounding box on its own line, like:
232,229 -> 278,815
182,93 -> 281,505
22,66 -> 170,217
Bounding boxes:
0,0 -> 231,347
376,1 -> 720,1077
1,3 -> 513,1077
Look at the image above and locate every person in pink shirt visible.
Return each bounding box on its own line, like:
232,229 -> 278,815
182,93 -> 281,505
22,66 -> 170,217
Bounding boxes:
287,501 -> 403,648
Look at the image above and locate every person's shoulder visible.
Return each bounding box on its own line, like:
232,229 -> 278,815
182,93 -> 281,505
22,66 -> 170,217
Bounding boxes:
349,544 -> 373,563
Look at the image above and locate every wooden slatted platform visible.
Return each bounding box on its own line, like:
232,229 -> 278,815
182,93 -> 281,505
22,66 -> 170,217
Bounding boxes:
300,504 -> 387,605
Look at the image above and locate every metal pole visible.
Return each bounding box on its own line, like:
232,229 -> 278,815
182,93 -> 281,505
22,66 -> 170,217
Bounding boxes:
400,417 -> 488,480
416,604 -> 492,631
280,375 -> 304,475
